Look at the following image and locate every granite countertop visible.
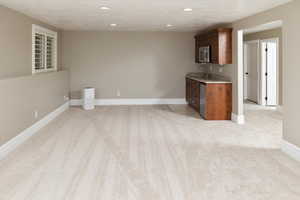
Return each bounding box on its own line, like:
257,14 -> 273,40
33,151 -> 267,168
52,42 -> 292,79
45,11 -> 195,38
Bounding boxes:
186,72 -> 232,84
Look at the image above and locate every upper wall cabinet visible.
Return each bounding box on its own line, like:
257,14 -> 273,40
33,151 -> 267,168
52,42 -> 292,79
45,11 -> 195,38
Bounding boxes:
195,28 -> 232,65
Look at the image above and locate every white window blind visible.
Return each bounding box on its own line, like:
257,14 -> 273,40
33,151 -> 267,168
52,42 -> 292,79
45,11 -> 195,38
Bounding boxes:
46,36 -> 54,69
32,25 -> 57,74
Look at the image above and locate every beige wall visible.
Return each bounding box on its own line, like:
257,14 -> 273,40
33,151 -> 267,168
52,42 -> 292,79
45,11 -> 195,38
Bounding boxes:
0,71 -> 69,146
62,31 -> 200,99
244,28 -> 283,105
244,28 -> 282,41
0,6 -> 69,146
0,5 -> 62,79
215,1 -> 300,147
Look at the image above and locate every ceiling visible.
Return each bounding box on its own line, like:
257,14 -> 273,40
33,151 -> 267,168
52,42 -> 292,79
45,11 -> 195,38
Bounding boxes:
0,0 -> 291,31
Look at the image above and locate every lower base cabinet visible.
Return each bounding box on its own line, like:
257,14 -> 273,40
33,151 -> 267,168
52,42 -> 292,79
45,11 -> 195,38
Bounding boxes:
186,78 -> 200,110
186,78 -> 232,120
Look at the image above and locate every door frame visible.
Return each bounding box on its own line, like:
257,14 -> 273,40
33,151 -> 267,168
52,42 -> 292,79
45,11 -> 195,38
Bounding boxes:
236,20 -> 283,124
260,38 -> 279,106
243,40 -> 260,104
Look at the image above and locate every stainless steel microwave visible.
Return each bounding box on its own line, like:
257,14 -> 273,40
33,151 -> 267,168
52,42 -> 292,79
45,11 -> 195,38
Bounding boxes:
199,46 -> 210,63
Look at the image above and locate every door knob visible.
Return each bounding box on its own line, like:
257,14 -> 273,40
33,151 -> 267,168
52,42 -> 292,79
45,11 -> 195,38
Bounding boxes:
245,72 -> 249,75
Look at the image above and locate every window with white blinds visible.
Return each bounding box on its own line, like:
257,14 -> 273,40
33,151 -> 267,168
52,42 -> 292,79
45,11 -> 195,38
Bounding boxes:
32,25 -> 57,74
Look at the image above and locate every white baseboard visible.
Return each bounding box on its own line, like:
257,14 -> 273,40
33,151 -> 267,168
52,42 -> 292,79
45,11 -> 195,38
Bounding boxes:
231,113 -> 245,124
70,99 -> 82,106
0,101 -> 69,161
282,140 -> 300,162
70,98 -> 187,106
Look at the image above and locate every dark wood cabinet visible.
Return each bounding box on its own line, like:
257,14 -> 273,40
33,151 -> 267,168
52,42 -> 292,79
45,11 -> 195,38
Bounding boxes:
186,78 -> 191,103
204,83 -> 232,120
191,80 -> 200,110
186,78 -> 232,120
195,28 -> 232,65
186,78 -> 200,111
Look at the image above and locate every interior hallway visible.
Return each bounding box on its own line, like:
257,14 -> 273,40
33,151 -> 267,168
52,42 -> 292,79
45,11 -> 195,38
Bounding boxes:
0,105 -> 299,200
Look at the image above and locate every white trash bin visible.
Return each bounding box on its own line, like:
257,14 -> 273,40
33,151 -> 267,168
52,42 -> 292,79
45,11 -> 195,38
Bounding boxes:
82,87 -> 95,110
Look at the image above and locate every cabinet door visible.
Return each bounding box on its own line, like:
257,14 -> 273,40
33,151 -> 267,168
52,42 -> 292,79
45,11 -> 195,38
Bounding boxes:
208,32 -> 219,64
194,83 -> 200,110
190,80 -> 200,111
195,38 -> 200,63
186,78 -> 191,103
205,84 -> 232,120
218,29 -> 233,65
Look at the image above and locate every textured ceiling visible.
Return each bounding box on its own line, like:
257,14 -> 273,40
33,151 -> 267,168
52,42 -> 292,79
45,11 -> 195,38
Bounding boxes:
0,0 -> 291,31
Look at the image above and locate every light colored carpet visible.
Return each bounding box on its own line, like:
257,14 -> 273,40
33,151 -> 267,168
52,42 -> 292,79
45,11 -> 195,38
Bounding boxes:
0,104 -> 299,200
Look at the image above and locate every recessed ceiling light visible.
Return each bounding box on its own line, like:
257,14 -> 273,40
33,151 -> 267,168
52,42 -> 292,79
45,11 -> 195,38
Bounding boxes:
110,23 -> 117,27
166,24 -> 173,27
100,6 -> 110,10
184,8 -> 193,12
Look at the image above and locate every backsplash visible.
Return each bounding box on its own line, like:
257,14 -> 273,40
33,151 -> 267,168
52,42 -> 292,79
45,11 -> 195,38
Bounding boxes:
198,63 -> 232,81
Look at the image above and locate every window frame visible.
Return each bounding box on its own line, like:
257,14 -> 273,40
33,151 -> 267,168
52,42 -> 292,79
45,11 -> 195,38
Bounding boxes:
32,24 -> 58,74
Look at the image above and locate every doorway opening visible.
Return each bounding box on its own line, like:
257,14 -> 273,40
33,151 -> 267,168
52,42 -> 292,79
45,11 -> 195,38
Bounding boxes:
236,20 -> 283,124
244,38 -> 279,106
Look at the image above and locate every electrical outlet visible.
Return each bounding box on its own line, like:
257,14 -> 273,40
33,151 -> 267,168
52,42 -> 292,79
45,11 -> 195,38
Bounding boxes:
117,89 -> 121,97
210,65 -> 213,72
34,110 -> 39,119
219,67 -> 223,73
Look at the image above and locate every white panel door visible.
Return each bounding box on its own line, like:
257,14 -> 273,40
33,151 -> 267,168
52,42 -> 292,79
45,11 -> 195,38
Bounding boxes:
266,41 -> 278,106
243,44 -> 248,99
244,41 -> 259,103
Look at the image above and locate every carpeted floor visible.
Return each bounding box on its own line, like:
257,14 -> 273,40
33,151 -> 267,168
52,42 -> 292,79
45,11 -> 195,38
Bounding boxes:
0,104 -> 299,200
